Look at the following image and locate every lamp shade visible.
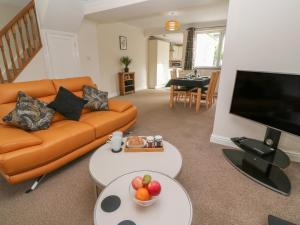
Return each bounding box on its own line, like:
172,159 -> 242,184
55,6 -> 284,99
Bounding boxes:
165,20 -> 180,31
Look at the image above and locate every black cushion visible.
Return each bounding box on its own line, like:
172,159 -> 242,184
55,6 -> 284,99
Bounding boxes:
48,87 -> 88,121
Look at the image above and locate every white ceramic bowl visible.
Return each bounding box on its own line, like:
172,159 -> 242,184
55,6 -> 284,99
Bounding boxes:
129,185 -> 159,207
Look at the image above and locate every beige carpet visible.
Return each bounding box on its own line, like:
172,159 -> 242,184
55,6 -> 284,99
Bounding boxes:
0,89 -> 299,225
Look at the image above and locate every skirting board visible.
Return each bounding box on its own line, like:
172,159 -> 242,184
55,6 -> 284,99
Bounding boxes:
210,134 -> 300,163
109,92 -> 119,98
111,87 -> 148,98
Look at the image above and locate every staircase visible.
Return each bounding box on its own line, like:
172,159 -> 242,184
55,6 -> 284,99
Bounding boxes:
0,0 -> 42,83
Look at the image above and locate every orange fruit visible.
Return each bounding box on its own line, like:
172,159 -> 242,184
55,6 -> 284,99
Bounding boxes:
135,188 -> 151,201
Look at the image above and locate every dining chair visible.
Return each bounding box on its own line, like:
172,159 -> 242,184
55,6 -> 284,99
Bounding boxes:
169,85 -> 191,108
189,71 -> 220,112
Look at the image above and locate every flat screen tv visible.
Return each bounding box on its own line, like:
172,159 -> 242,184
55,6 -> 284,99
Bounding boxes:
230,70 -> 300,136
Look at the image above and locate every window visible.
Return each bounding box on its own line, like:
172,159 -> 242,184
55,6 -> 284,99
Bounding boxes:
194,30 -> 225,68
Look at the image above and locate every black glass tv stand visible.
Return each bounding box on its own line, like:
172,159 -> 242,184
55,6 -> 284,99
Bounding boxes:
223,136 -> 291,196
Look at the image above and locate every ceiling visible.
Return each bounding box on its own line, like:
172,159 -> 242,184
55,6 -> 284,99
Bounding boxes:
154,33 -> 184,44
0,0 -> 30,7
86,0 -> 229,32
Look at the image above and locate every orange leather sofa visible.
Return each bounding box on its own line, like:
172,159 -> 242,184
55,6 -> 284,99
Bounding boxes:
0,76 -> 137,184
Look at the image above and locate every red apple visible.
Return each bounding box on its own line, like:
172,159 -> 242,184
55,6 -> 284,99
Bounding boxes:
132,176 -> 143,190
147,180 -> 161,196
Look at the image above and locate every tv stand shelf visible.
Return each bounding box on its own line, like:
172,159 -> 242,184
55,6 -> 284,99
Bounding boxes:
223,136 -> 291,196
231,137 -> 290,169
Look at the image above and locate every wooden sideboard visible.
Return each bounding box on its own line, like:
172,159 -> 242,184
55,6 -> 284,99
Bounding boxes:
118,72 -> 135,96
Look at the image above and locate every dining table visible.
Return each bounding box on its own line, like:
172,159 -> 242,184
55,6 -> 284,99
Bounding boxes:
165,76 -> 210,89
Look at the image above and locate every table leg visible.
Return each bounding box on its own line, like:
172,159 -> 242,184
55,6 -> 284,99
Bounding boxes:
195,89 -> 201,112
169,85 -> 174,108
95,185 -> 102,198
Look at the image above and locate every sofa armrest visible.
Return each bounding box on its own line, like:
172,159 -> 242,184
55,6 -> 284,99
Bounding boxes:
0,125 -> 43,154
108,99 -> 133,113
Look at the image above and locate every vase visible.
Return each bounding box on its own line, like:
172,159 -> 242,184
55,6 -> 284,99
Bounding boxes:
124,67 -> 129,73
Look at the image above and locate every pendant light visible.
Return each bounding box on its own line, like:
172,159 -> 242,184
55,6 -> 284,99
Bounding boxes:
165,11 -> 180,31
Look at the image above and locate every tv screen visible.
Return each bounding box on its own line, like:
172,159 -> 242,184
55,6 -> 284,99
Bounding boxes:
230,70 -> 300,136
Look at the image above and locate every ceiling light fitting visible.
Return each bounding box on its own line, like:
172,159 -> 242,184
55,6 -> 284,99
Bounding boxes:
165,11 -> 180,31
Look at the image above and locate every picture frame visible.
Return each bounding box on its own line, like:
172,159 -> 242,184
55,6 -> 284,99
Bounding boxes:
119,36 -> 127,50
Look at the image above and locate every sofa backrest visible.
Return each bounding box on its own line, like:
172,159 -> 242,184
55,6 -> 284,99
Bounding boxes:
0,76 -> 95,125
0,80 -> 56,105
52,76 -> 96,99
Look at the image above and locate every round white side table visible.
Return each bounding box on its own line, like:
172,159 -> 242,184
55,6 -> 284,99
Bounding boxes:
94,170 -> 193,225
89,140 -> 183,188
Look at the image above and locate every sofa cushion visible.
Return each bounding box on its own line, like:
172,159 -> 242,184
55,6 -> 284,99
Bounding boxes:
0,120 -> 95,175
48,87 -> 88,121
83,85 -> 109,111
80,106 -> 137,138
108,99 -> 133,113
0,125 -> 43,154
3,91 -> 55,131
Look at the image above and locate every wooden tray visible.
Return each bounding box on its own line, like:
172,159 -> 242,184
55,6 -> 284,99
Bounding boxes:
123,136 -> 164,152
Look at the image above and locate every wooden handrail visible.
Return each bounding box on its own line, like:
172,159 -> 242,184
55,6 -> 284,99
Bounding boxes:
0,0 -> 42,83
0,0 -> 34,37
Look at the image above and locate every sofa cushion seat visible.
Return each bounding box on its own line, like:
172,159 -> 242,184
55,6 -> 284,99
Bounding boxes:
80,106 -> 137,138
0,120 -> 95,175
0,125 -> 43,154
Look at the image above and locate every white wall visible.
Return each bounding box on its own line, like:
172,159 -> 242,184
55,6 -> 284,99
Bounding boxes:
15,18 -> 103,85
30,0 -> 84,80
78,19 -> 101,86
212,0 -> 300,162
97,22 -> 148,97
3,1 -> 99,84
0,3 -> 20,29
37,0 -> 84,33
15,50 -> 48,82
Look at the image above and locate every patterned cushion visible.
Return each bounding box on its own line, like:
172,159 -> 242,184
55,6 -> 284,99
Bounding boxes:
3,91 -> 55,131
83,85 -> 109,111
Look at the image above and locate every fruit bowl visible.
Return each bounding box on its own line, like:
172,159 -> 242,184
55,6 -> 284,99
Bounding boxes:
129,185 -> 159,207
130,174 -> 162,207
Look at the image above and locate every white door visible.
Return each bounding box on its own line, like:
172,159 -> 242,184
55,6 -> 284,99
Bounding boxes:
43,29 -> 81,78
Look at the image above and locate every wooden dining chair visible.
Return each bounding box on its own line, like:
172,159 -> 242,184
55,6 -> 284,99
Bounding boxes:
169,85 -> 191,108
189,71 -> 220,112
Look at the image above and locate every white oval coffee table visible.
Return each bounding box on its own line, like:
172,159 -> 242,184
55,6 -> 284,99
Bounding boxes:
94,170 -> 193,225
89,140 -> 182,187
